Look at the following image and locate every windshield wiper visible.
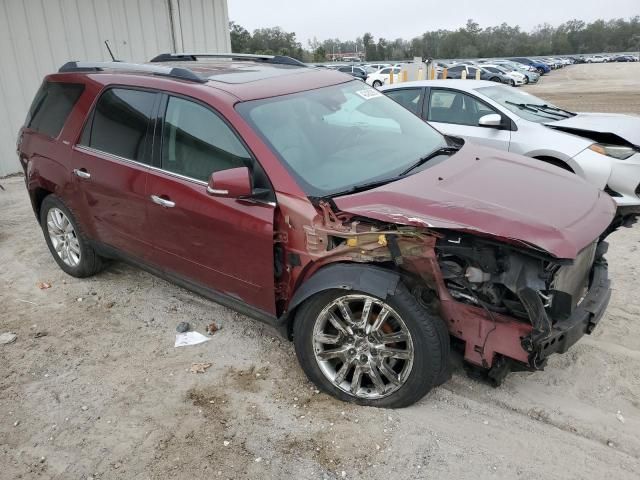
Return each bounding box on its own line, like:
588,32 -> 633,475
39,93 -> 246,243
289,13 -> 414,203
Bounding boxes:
329,177 -> 402,197
505,101 -> 571,120
399,146 -> 460,176
531,103 -> 576,117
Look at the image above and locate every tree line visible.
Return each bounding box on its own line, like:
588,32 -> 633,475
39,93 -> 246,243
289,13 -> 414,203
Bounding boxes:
230,17 -> 640,61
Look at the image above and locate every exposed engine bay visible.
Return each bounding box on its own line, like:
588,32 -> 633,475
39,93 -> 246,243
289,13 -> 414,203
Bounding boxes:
283,199 -> 612,383
435,233 -> 598,324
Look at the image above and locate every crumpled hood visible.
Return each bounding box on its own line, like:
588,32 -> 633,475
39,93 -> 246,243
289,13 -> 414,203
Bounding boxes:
546,112 -> 640,147
334,144 -> 616,259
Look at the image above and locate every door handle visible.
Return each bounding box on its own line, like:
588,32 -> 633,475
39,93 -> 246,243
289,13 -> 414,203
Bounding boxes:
150,195 -> 176,208
73,168 -> 91,179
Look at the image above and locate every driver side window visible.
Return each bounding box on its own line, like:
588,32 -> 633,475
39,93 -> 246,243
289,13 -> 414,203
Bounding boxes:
161,96 -> 251,182
428,90 -> 497,127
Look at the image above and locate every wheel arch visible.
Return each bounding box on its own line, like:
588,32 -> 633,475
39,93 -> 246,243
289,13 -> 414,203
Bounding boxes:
282,263 -> 402,339
532,155 -> 575,173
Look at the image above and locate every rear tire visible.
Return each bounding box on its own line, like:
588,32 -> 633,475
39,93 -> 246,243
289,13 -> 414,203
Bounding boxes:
372,80 -> 382,88
490,76 -> 500,82
293,285 -> 444,408
40,195 -> 104,278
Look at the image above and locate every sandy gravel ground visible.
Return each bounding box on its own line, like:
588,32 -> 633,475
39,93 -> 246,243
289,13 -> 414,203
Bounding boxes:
1,64 -> 639,480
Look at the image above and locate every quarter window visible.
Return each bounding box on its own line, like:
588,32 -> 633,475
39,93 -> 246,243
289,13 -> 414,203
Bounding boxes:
81,88 -> 156,163
161,96 -> 251,182
385,88 -> 423,115
27,82 -> 84,138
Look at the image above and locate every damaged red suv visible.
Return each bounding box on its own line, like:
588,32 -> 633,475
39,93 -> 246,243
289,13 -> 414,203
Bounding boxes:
18,54 -> 616,407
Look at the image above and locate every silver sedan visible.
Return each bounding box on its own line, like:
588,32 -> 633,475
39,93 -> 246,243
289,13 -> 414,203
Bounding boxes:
380,80 -> 640,214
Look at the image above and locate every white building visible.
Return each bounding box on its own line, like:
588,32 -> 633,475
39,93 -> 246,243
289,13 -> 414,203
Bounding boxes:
0,0 -> 231,176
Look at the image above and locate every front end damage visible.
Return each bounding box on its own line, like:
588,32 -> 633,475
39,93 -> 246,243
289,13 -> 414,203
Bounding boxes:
284,200 -> 612,384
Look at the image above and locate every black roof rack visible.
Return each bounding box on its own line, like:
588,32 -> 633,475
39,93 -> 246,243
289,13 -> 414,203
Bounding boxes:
149,52 -> 308,68
58,61 -> 207,83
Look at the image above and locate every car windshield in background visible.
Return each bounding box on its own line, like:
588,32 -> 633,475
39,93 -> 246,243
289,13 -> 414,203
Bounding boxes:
237,81 -> 447,197
477,86 -> 576,123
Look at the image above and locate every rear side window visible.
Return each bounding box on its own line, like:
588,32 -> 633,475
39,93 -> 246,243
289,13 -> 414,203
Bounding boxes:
81,88 -> 156,163
26,81 -> 84,138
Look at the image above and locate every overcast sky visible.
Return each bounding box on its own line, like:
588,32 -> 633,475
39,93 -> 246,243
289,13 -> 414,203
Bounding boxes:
228,0 -> 639,45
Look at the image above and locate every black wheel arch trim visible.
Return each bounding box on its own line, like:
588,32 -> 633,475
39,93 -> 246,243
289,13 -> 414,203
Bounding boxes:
281,263 -> 402,337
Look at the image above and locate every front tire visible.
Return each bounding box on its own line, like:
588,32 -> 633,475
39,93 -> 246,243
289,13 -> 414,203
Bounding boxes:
293,286 -> 444,408
372,80 -> 382,88
40,195 -> 104,278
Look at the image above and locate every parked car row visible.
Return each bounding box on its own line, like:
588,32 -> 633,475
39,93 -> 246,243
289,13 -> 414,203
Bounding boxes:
18,54 -> 638,408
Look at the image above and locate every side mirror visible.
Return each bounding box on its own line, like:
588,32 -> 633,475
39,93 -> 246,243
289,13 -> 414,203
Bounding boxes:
478,113 -> 503,128
206,167 -> 252,198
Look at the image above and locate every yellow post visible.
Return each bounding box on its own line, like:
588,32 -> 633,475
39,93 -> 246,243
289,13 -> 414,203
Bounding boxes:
389,70 -> 394,84
428,67 -> 433,80
475,69 -> 481,80
402,70 -> 408,82
461,69 -> 467,80
442,67 -> 448,79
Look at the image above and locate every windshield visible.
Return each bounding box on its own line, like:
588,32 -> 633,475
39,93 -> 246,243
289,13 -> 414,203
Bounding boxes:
237,81 -> 447,197
477,86 -> 575,123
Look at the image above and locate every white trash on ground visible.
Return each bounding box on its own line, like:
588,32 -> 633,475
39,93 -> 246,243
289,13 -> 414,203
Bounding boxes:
174,331 -> 210,347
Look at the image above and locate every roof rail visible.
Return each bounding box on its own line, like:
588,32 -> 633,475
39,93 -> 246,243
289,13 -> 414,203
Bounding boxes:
149,52 -> 308,68
58,61 -> 206,83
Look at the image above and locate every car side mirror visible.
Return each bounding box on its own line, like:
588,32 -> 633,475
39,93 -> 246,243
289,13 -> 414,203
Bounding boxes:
478,113 -> 503,128
206,167 -> 252,198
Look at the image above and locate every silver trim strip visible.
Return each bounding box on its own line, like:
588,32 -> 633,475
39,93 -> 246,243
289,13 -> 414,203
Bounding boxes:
206,186 -> 229,196
73,145 -> 207,186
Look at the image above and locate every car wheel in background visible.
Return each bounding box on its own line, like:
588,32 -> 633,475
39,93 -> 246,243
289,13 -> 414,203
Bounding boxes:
293,286 -> 445,408
510,79 -> 516,86
490,76 -> 500,83
40,195 -> 104,278
372,80 -> 382,88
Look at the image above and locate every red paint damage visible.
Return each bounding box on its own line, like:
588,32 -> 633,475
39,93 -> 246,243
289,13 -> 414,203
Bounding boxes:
334,143 -> 616,260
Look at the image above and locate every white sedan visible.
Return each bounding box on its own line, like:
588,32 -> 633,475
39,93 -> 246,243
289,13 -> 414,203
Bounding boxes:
365,66 -> 401,88
380,80 -> 640,222
481,64 -> 526,86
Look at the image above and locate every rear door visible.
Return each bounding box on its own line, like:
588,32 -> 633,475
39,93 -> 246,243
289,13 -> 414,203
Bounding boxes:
424,88 -> 511,150
71,87 -> 158,258
144,93 -> 277,314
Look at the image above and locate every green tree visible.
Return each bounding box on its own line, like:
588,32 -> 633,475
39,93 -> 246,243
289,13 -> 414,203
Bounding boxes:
229,21 -> 251,52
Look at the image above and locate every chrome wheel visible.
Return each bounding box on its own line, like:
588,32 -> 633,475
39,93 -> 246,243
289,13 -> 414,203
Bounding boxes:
312,294 -> 414,400
47,208 -> 81,267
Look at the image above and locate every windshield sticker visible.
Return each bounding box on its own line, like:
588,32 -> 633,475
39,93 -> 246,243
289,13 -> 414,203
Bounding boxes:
356,89 -> 383,100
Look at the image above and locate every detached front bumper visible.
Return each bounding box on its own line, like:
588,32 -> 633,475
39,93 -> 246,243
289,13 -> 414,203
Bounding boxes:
526,260 -> 611,368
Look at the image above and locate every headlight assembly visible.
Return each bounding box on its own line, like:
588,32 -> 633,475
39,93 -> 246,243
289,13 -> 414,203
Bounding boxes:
589,143 -> 637,160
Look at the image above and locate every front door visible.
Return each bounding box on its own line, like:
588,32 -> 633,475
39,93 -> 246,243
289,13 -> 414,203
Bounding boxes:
145,94 -> 276,314
425,88 -> 511,151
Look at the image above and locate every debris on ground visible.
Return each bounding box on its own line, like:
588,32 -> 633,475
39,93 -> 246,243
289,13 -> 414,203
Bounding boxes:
616,411 -> 625,423
36,281 -> 52,290
190,363 -> 212,374
206,321 -> 221,335
105,301 -> 115,309
33,331 -> 47,338
176,321 -> 190,333
0,332 -> 17,345
175,331 -> 210,347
